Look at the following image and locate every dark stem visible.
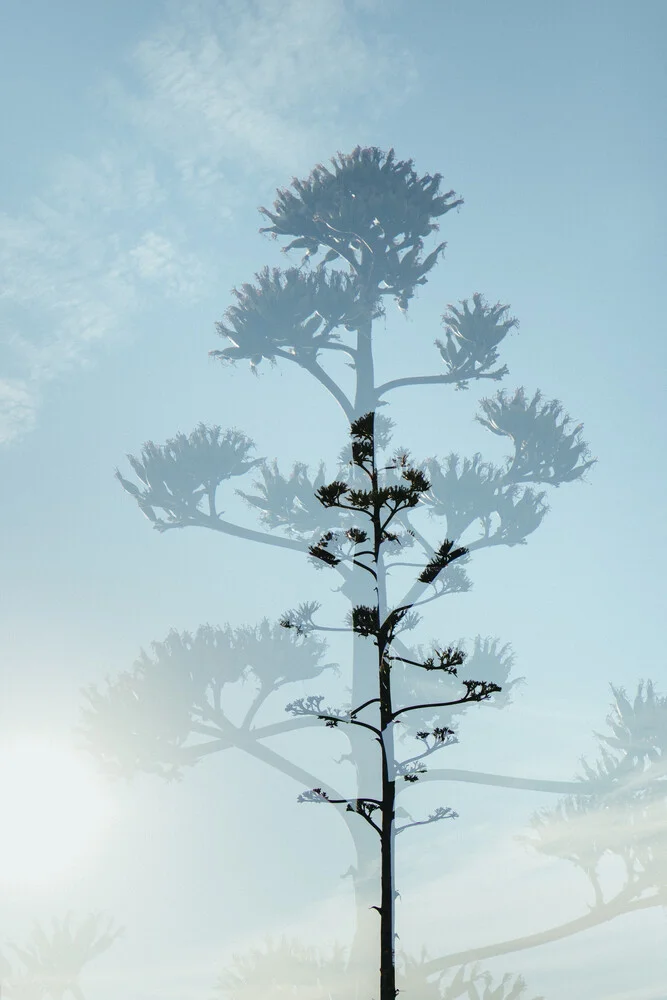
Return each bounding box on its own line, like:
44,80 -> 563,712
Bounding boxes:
371,414 -> 398,1000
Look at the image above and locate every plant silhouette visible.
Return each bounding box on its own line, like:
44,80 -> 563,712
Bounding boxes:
77,147 -> 663,997
214,935 -> 544,1000
0,914 -> 121,1000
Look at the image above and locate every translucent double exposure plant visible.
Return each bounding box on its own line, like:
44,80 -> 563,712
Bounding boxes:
78,146 -> 661,998
116,424 -> 261,530
0,915 -> 121,1000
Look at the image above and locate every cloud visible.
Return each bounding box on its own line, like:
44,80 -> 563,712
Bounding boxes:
128,230 -> 205,298
0,151 -> 207,443
0,379 -> 38,444
106,0 -> 417,197
0,0 -> 416,444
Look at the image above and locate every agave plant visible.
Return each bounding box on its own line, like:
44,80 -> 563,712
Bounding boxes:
215,936 -> 349,999
476,388 -> 596,486
212,267 -> 380,370
422,452 -> 549,548
80,621 -> 337,779
89,145 -> 609,997
214,938 -> 541,1000
115,424 -> 261,530
520,681 -> 667,912
435,293 -> 518,389
597,681 -> 667,770
1,914 -> 121,1000
237,461 -> 335,537
259,146 -> 463,311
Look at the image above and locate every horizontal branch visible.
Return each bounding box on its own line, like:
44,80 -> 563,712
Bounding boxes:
190,722 -> 229,739
375,372 -> 458,399
393,695 -> 478,720
299,790 -> 382,836
188,512 -> 355,581
251,716 -> 328,740
195,514 -> 308,553
180,737 -> 608,798
313,711 -> 381,738
411,767 -> 610,796
375,368 -> 505,402
179,715 -> 329,763
396,806 -> 457,835
318,341 -> 358,359
397,735 -> 457,773
423,891 -> 663,974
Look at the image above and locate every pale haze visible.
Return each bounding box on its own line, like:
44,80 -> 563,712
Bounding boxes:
0,2 -> 665,999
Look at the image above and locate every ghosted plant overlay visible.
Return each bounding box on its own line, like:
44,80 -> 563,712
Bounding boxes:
0,914 -> 121,1000
7,148 -> 663,997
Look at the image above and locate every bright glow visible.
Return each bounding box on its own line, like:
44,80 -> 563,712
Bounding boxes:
0,740 -> 111,885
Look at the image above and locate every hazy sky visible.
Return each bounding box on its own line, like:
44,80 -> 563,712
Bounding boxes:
0,2 -> 665,998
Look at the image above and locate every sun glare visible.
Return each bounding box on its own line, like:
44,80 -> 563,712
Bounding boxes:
0,740 -> 111,885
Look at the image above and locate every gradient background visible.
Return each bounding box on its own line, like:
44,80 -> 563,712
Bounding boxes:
0,1 -> 665,997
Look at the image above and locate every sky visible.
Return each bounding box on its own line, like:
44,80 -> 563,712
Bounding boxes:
0,0 -> 666,997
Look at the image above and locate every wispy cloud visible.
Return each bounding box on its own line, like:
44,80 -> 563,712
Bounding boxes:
0,379 -> 38,442
0,0 -> 415,444
110,0 -> 416,197
0,144 -> 208,436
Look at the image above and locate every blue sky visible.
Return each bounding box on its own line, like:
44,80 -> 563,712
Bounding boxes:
0,1 -> 666,998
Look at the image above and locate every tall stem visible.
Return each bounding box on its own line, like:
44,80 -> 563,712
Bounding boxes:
379,644 -> 397,1000
354,317 -> 376,418
371,415 -> 397,1000
344,579 -> 383,992
344,308 -> 384,992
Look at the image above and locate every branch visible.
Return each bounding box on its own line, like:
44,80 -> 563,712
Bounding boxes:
409,587 -> 458,611
397,729 -> 457,772
375,369 -> 504,402
411,767 -> 610,796
218,719 -> 609,797
351,557 -> 379,580
350,697 -> 381,718
396,805 -> 457,835
274,349 -> 355,423
408,524 -> 438,559
229,724 -> 349,805
241,685 -> 276,729
298,789 -> 382,836
375,372 -> 458,402
191,512 -> 308,553
393,525 -> 506,613
319,712 -> 381,738
190,722 -> 229,739
177,738 -> 234,765
287,698 -> 381,738
176,715 -> 327,765
316,340 -> 358,359
394,573 -> 450,621
302,360 -> 355,423
251,717 -> 322,740
423,891 -> 664,975
301,623 -> 354,634
393,685 -> 499,720
188,511 -> 355,582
